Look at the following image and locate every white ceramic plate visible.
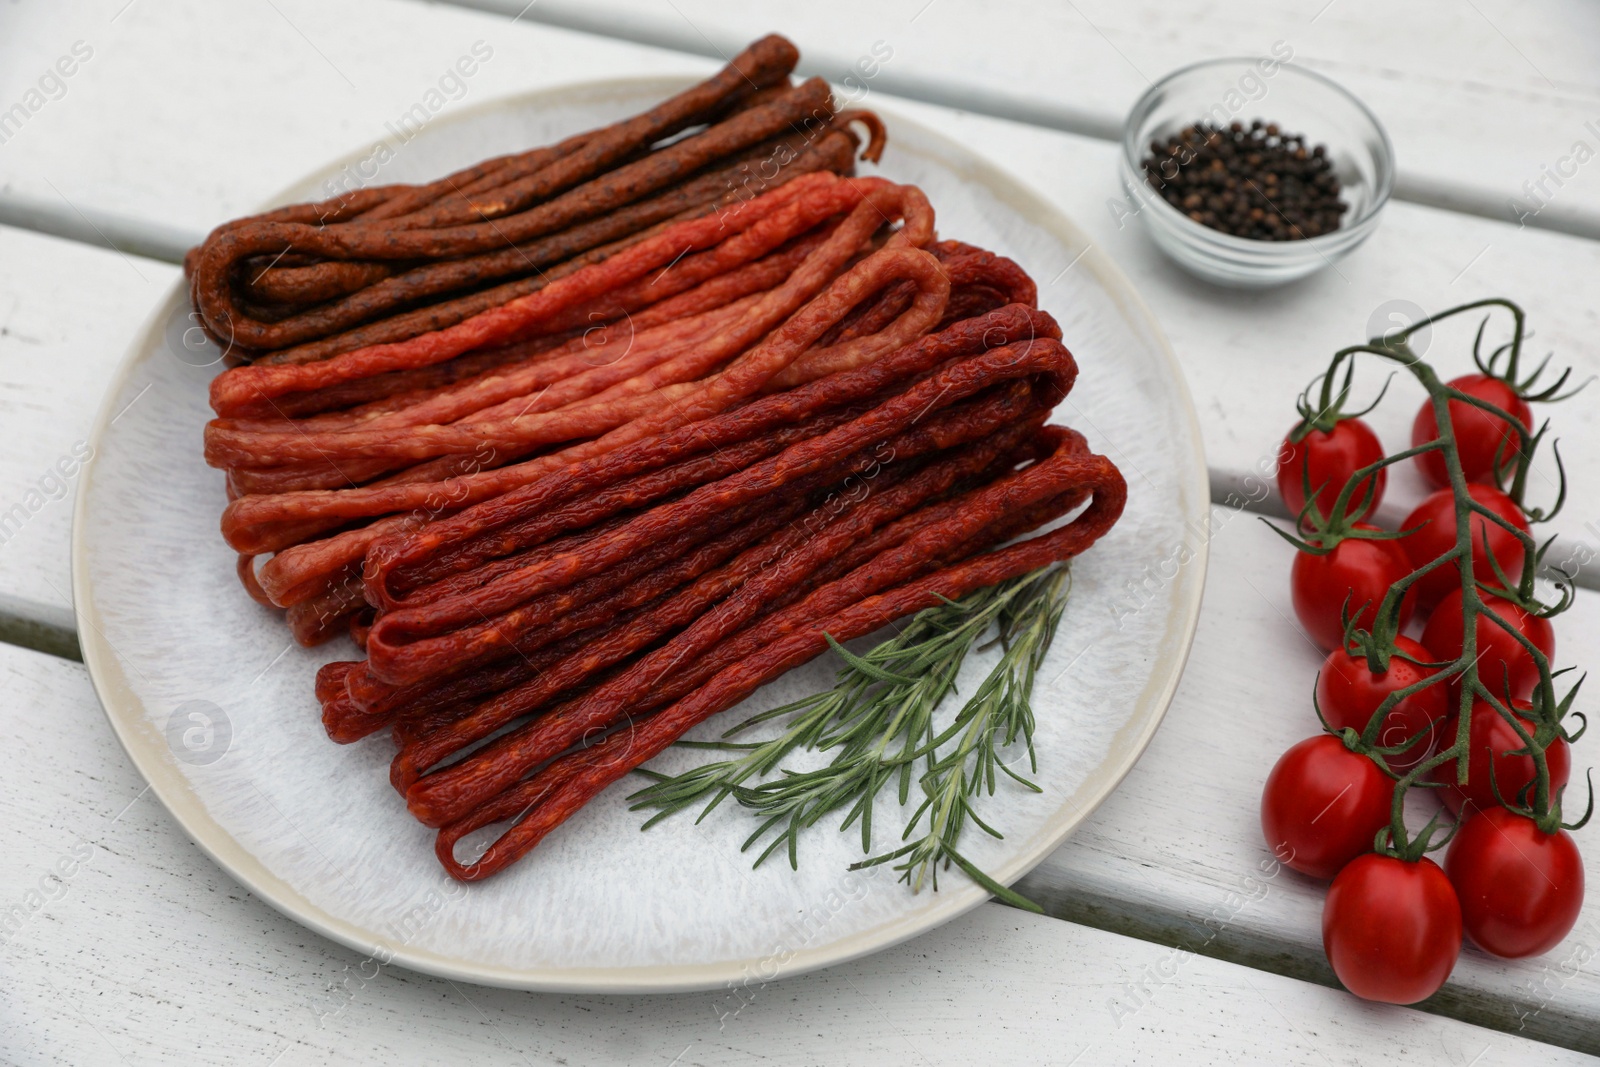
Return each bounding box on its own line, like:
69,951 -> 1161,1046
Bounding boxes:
73,78 -> 1208,992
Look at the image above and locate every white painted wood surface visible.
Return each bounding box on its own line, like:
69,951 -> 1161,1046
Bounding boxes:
0,226 -> 175,636
2,0 -> 1600,1061
458,0 -> 1600,238
0,640 -> 1585,1066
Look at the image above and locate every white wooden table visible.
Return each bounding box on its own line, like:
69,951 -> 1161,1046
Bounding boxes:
3,2 -> 1599,1062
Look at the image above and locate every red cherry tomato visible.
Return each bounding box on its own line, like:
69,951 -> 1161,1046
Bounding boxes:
1399,484 -> 1529,612
1323,854 -> 1462,1004
1261,735 -> 1395,880
1278,418 -> 1386,522
1445,807 -> 1584,958
1420,589 -> 1554,702
1412,374 -> 1532,488
1430,700 -> 1571,817
1315,636 -> 1447,770
1291,526 -> 1417,652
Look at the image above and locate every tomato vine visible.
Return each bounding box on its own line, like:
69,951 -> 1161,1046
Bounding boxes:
1287,299 -> 1590,851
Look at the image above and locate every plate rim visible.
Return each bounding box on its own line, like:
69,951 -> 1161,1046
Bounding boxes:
72,75 -> 1210,993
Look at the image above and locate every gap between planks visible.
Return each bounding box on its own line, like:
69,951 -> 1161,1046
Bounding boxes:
0,611 -> 81,661
1004,872 -> 1600,1058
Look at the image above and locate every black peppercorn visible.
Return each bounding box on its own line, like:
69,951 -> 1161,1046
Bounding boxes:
1141,119 -> 1347,240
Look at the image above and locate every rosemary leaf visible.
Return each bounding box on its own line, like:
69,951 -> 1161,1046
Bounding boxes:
629,563 -> 1071,908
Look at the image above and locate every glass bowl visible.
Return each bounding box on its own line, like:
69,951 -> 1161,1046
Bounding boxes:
1120,57 -> 1394,288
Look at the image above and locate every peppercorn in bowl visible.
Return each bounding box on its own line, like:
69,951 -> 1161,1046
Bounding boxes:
1119,56 -> 1393,288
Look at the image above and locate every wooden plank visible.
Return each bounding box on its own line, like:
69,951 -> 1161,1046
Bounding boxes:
8,0 -> 1600,247
449,0 -> 1600,238
0,641 -> 1587,1065
0,224 -> 177,652
1016,505 -> 1600,1054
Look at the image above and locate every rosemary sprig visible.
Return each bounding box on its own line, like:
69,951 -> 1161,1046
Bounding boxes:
628,564 -> 1071,911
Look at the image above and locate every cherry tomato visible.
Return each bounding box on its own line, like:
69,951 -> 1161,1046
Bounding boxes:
1323,854 -> 1461,1004
1291,526 -> 1417,652
1278,418 -> 1386,522
1412,374 -> 1532,488
1261,735 -> 1395,880
1420,589 -> 1554,702
1429,700 -> 1571,817
1315,636 -> 1447,770
1399,484 -> 1529,612
1445,807 -> 1584,958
